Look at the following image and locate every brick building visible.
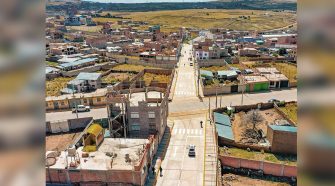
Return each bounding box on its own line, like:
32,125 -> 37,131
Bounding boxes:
267,125 -> 297,154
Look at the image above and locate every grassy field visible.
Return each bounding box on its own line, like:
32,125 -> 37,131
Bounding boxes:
112,64 -> 161,73
104,9 -> 296,32
201,65 -> 230,72
46,77 -> 74,97
279,102 -> 297,124
102,72 -> 134,84
229,63 -> 247,70
220,147 -> 297,166
143,73 -> 170,86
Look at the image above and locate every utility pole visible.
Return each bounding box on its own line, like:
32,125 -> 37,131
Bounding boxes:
72,84 -> 78,119
220,94 -> 222,108
208,96 -> 211,117
241,73 -> 244,105
215,85 -> 218,109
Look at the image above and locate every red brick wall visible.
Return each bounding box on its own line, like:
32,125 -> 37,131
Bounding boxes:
219,155 -> 297,178
47,169 -> 143,185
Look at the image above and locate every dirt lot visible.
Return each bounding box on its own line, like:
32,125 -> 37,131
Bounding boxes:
222,173 -> 291,186
102,72 -> 135,84
201,65 -> 230,72
46,132 -> 82,152
232,108 -> 285,143
279,102 -> 297,124
142,73 -> 171,86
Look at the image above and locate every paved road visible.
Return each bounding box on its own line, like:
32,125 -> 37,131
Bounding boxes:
170,88 -> 297,113
173,44 -> 197,99
46,107 -> 107,122
156,114 -> 205,186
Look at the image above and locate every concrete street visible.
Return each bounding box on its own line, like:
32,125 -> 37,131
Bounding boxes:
170,88 -> 297,114
46,107 -> 107,122
156,114 -> 205,186
173,44 -> 197,99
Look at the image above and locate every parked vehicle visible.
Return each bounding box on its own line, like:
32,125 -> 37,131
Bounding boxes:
188,144 -> 196,157
72,105 -> 90,112
268,99 -> 280,103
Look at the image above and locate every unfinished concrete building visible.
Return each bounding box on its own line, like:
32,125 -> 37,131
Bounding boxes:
106,69 -> 173,141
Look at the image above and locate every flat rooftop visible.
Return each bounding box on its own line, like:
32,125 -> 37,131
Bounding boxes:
263,73 -> 289,81
243,75 -> 269,83
256,67 -> 280,74
127,91 -> 163,107
46,138 -> 149,170
46,132 -> 82,152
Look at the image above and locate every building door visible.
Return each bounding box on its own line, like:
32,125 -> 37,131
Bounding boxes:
89,98 -> 94,106
280,80 -> 289,88
231,85 -> 238,93
54,101 -> 59,109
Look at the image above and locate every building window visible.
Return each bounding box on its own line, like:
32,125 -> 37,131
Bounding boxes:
131,112 -> 140,118
148,112 -> 155,118
97,97 -> 101,102
131,124 -> 140,131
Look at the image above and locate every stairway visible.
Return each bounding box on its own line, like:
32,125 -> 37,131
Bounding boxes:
145,122 -> 173,186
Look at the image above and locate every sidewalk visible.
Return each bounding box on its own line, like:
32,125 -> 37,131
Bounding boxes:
145,121 -> 174,186
203,118 -> 218,186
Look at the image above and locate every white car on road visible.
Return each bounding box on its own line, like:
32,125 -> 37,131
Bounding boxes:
72,105 -> 90,113
188,144 -> 196,157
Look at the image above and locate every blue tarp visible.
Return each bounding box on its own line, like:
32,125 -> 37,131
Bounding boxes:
214,112 -> 234,141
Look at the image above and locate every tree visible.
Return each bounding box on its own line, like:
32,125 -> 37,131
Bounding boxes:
243,110 -> 264,130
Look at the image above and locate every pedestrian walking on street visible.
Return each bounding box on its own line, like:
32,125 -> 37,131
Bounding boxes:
159,167 -> 163,177
152,166 -> 155,175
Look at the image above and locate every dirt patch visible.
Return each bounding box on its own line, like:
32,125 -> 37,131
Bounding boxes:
222,173 -> 291,186
46,132 -> 82,152
102,72 -> 134,84
232,109 -> 285,143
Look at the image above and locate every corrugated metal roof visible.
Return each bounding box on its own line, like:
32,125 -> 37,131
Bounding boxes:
214,112 -> 231,126
216,124 -> 234,141
269,125 -> 297,133
58,58 -> 97,68
217,70 -> 237,77
200,70 -> 214,77
214,112 -> 234,141
87,124 -> 103,136
76,72 -> 101,81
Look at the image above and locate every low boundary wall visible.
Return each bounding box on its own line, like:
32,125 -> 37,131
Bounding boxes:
219,155 -> 297,178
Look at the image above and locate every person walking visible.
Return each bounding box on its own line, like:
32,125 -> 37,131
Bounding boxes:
152,166 -> 155,175
159,167 -> 163,177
